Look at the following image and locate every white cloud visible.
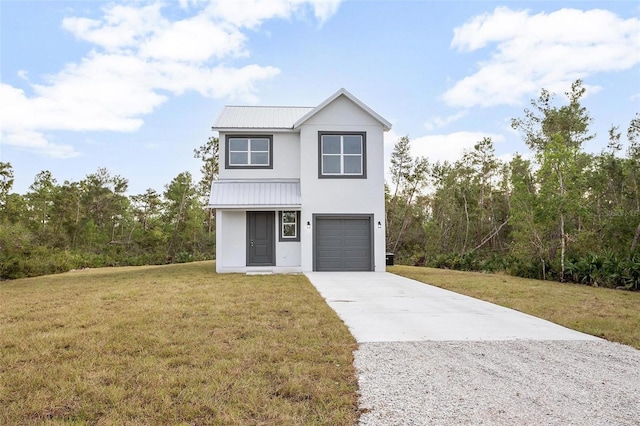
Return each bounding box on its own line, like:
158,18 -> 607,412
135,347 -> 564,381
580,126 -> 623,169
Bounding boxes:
207,0 -> 299,28
2,0 -> 339,158
411,131 -> 506,165
1,130 -> 81,159
140,18 -> 246,62
444,7 -> 640,108
309,0 -> 341,24
424,110 -> 467,131
205,0 -> 341,29
62,3 -> 165,52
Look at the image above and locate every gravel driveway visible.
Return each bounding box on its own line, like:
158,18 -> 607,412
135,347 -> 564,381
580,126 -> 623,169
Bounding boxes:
356,340 -> 640,425
305,272 -> 640,425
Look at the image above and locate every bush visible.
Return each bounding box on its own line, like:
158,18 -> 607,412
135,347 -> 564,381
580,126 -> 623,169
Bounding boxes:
174,252 -> 194,263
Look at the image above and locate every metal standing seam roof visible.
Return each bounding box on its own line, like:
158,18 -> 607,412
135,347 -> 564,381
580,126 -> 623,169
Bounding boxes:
213,89 -> 392,132
213,106 -> 314,129
209,180 -> 301,208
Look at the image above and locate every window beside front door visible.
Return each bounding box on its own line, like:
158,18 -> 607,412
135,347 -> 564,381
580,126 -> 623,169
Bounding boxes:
226,135 -> 273,169
318,132 -> 366,178
279,211 -> 300,242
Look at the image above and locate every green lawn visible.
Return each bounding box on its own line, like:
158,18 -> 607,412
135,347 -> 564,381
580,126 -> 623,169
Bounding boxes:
0,262 -> 359,425
389,265 -> 640,350
6,261 -> 636,424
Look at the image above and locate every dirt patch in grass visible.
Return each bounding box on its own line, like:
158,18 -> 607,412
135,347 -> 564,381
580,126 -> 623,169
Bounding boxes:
389,265 -> 640,350
0,262 -> 359,425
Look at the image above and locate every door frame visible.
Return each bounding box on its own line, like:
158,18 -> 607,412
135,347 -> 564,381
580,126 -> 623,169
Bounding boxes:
312,214 -> 374,271
246,211 -> 276,266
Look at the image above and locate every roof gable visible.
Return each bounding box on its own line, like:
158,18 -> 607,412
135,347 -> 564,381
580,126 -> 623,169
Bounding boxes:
293,88 -> 392,131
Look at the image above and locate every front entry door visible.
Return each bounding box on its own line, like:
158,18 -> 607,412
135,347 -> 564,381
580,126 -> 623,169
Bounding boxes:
247,211 -> 275,266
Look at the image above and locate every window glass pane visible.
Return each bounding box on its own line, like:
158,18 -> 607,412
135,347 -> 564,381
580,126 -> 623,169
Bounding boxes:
229,139 -> 248,151
282,211 -> 296,224
251,138 -> 269,152
229,152 -> 248,165
283,224 -> 296,238
343,136 -> 362,154
322,136 -> 341,154
251,152 -> 269,165
322,155 -> 341,174
343,155 -> 362,174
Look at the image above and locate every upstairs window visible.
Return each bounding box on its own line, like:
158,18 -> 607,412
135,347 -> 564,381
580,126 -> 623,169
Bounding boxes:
319,132 -> 366,178
226,136 -> 273,169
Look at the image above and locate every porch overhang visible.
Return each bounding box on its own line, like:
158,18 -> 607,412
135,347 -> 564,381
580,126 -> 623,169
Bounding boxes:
208,179 -> 301,210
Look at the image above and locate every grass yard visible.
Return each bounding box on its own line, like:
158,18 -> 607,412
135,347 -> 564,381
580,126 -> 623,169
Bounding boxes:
389,265 -> 640,350
0,261 -> 359,425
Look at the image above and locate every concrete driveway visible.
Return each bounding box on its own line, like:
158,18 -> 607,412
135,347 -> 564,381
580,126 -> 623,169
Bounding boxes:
304,271 -> 599,343
304,272 -> 640,425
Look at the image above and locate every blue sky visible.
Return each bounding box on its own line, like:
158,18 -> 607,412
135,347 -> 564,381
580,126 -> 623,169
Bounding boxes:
1,0 -> 639,195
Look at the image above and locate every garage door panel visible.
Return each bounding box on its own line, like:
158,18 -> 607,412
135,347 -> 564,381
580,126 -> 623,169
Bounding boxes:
344,237 -> 368,245
320,227 -> 343,234
315,217 -> 372,271
316,251 -> 340,259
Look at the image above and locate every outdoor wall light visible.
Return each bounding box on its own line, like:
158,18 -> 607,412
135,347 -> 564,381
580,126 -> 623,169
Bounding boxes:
306,221 -> 311,230
377,221 -> 382,229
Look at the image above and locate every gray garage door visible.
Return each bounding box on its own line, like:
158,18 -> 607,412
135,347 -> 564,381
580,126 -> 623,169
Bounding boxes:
314,216 -> 372,271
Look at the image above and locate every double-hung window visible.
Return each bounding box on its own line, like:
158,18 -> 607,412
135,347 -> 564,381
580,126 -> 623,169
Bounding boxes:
319,132 -> 366,178
279,211 -> 300,242
225,135 -> 273,169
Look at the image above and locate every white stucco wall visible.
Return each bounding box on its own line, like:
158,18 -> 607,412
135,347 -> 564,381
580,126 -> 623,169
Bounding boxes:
276,239 -> 301,267
218,131 -> 300,180
216,210 -> 246,272
298,95 -> 387,271
216,209 -> 302,272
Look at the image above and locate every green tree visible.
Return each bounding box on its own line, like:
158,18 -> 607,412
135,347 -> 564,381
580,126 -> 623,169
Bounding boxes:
386,136 -> 430,256
193,136 -> 220,198
512,80 -> 594,279
455,137 -> 506,254
131,188 -> 163,233
50,180 -> 83,249
0,162 -> 14,210
193,136 -> 219,235
625,114 -> 640,254
163,171 -> 208,260
26,170 -> 57,236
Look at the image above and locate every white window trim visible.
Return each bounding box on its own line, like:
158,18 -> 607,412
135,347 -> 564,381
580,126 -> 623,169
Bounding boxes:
279,211 -> 300,242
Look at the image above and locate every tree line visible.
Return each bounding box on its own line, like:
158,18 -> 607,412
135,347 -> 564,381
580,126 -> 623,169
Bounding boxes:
2,80 -> 638,290
0,138 -> 219,279
386,80 -> 640,290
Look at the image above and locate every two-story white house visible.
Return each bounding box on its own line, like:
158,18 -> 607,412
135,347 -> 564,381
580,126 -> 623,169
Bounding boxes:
209,88 -> 391,273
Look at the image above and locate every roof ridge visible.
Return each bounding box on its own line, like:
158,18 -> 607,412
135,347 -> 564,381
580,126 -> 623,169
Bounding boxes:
224,105 -> 314,108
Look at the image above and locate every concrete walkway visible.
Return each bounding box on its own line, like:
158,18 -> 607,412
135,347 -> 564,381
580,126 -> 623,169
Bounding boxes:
304,271 -> 599,343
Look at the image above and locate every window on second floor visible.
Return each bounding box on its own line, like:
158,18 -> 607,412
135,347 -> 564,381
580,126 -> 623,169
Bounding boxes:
318,132 -> 366,178
225,135 -> 273,169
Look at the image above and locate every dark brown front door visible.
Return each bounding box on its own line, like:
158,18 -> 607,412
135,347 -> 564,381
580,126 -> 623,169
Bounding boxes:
247,211 -> 275,266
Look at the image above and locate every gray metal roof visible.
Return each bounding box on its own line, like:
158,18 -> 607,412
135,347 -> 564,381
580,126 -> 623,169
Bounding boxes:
209,180 -> 301,208
213,106 -> 314,130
